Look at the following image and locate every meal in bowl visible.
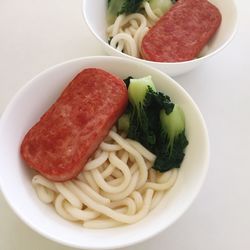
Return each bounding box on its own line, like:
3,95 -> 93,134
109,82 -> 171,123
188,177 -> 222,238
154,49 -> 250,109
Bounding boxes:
107,0 -> 222,62
20,68 -> 188,228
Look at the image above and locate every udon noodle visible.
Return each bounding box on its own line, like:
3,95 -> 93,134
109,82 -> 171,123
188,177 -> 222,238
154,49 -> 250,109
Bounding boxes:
107,2 -> 162,58
32,127 -> 178,228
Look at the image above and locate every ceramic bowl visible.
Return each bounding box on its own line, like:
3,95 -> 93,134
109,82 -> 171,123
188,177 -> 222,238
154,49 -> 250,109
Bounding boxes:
0,56 -> 209,249
82,0 -> 237,76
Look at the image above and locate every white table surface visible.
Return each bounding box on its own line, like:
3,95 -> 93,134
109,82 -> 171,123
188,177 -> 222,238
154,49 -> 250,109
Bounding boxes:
0,0 -> 249,249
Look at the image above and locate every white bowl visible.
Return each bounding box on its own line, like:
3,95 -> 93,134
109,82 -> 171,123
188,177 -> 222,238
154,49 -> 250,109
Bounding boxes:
0,56 -> 209,249
82,0 -> 238,77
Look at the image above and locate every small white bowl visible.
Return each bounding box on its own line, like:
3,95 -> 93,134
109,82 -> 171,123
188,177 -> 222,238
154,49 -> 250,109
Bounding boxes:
82,0 -> 238,76
0,56 -> 209,249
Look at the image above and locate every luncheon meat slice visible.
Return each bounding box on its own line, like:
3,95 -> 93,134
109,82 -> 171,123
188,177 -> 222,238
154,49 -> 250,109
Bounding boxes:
141,0 -> 222,62
20,68 -> 128,181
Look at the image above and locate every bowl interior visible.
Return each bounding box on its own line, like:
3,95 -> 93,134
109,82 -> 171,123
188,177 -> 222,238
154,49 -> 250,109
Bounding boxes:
0,56 -> 209,249
82,0 -> 237,76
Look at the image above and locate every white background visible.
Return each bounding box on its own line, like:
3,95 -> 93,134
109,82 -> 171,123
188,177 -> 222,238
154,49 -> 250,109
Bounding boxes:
0,0 -> 249,249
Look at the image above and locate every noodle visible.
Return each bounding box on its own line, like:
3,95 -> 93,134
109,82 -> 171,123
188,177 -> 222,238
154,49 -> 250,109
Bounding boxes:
32,129 -> 178,228
143,2 -> 160,22
107,3 -> 160,58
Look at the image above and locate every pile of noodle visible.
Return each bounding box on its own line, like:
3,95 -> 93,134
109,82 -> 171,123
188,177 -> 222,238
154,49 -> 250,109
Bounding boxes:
32,127 -> 178,228
107,2 -> 163,58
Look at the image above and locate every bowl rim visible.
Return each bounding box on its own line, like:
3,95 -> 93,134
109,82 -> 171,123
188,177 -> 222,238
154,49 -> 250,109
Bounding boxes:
82,0 -> 238,66
0,56 -> 210,249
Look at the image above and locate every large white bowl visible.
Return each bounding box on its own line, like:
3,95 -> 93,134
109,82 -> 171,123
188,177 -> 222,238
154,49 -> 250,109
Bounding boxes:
0,56 -> 209,249
82,0 -> 238,77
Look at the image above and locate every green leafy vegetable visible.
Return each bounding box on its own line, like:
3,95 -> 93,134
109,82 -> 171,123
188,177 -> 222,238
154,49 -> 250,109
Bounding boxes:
119,0 -> 144,15
127,76 -> 158,149
107,0 -> 144,24
118,76 -> 188,172
154,105 -> 188,172
148,0 -> 176,14
107,0 -> 179,24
